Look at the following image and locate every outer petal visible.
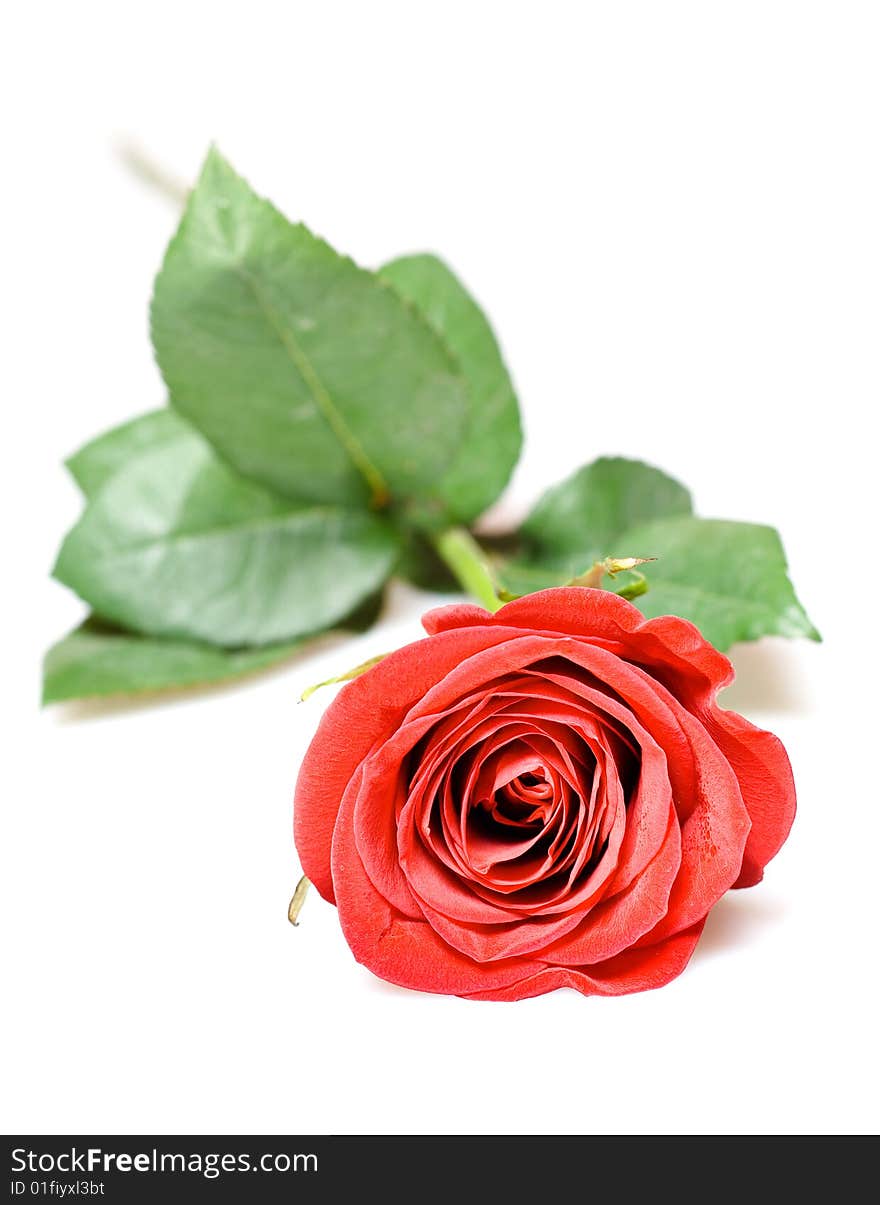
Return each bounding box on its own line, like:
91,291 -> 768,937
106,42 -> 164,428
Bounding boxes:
625,675 -> 795,887
462,920 -> 706,1001
294,625 -> 514,900
703,712 -> 796,887
423,602 -> 495,634
424,588 -> 732,689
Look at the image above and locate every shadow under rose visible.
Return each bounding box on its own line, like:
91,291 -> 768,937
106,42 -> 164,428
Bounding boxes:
718,637 -> 816,716
363,973 -> 425,1001
695,890 -> 789,963
356,890 -> 790,1002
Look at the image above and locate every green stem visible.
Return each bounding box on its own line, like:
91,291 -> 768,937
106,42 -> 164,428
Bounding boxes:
432,527 -> 504,613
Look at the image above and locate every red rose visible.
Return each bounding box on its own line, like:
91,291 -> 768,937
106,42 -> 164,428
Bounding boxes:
294,587 -> 795,1000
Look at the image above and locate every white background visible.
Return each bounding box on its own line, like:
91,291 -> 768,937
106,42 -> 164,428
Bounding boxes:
4,1 -> 878,1135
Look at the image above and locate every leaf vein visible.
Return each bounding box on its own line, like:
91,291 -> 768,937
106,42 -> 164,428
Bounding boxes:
238,266 -> 389,506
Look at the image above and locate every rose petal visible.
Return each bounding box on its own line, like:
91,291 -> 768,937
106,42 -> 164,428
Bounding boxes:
543,806 -> 681,964
461,919 -> 706,1001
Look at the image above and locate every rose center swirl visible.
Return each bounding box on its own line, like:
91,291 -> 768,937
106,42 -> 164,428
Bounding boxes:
402,670 -> 640,912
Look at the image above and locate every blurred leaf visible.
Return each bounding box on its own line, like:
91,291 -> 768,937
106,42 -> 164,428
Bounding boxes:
54,424 -> 399,647
498,457 -> 818,649
42,618 -> 309,703
501,457 -> 692,594
43,593 -> 383,705
151,148 -> 471,513
66,409 -> 187,497
380,253 -> 521,524
609,516 -> 821,649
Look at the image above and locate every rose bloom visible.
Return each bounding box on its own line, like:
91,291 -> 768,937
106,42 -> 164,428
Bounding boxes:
294,588 -> 795,1000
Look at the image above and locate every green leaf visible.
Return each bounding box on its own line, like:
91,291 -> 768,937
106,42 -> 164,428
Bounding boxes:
496,457 -> 819,650
66,408 -> 188,497
43,593 -> 383,705
609,516 -> 821,650
379,254 -> 522,524
42,618 -> 310,703
151,148 -> 471,511
53,424 -> 400,647
501,457 -> 693,594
